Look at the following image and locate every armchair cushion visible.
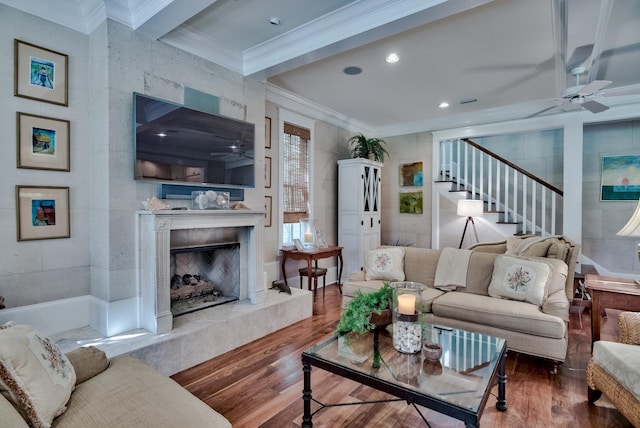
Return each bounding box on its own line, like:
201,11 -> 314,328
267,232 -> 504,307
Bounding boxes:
592,340 -> 640,401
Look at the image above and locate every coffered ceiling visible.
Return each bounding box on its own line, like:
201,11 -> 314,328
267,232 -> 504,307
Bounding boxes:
4,0 -> 640,134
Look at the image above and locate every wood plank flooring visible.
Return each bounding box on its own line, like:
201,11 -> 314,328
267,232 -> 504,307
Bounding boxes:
172,285 -> 633,427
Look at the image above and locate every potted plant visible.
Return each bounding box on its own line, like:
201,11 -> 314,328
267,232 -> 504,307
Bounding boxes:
348,133 -> 389,163
336,282 -> 394,367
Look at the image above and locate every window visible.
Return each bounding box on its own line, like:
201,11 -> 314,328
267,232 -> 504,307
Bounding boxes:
279,112 -> 313,245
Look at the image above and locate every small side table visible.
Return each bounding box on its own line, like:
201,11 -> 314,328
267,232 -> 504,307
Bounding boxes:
281,246 -> 343,294
584,274 -> 640,346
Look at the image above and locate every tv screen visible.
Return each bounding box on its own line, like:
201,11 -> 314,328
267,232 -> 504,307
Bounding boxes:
134,93 -> 255,188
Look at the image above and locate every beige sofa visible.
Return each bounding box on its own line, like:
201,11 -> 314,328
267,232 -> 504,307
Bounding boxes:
343,235 -> 579,363
0,346 -> 231,428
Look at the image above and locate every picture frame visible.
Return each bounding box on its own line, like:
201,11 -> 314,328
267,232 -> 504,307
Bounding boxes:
293,239 -> 304,251
601,154 -> 640,201
400,162 -> 423,187
14,39 -> 68,106
399,190 -> 424,214
265,156 -> 272,188
17,112 -> 70,171
264,195 -> 272,227
265,117 -> 272,149
16,186 -> 70,241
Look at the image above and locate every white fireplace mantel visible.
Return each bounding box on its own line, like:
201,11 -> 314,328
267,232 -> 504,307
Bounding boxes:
136,209 -> 265,334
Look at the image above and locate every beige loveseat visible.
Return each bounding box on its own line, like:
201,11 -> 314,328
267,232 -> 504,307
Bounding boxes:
343,235 -> 579,363
0,345 -> 231,428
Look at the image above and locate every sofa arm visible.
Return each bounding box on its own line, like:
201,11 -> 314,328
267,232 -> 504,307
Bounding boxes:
541,290 -> 570,322
618,312 -> 640,345
66,346 -> 109,385
348,270 -> 365,282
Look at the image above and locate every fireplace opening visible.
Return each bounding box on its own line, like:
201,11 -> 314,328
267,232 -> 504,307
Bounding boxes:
170,243 -> 240,316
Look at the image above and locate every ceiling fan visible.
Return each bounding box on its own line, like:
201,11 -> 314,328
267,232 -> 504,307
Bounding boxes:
528,66 -> 612,118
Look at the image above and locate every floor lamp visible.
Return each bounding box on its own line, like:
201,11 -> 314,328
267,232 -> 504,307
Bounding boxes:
457,199 -> 484,249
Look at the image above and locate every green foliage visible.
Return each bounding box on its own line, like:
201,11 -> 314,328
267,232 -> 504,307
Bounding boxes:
336,282 -> 393,336
348,133 -> 389,163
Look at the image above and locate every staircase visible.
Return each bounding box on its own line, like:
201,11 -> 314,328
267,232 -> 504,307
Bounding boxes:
435,138 -> 564,239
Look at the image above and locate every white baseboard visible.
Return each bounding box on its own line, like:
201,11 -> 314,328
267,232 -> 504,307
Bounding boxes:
0,295 -> 140,337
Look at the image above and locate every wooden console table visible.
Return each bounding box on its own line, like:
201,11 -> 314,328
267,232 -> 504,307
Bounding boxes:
584,274 -> 640,345
281,246 -> 343,294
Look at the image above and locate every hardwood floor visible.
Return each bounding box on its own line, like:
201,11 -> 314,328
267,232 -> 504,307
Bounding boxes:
172,285 -> 633,427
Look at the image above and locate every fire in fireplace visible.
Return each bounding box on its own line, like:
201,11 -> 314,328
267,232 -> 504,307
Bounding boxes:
169,243 -> 240,316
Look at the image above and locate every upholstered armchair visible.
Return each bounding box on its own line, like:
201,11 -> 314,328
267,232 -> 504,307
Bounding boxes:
587,311 -> 640,427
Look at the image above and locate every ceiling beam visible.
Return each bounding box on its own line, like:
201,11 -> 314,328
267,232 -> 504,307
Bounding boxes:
587,0 -> 613,83
130,0 -> 220,40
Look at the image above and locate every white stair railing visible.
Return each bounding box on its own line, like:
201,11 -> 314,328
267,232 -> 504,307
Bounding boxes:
438,139 -> 563,236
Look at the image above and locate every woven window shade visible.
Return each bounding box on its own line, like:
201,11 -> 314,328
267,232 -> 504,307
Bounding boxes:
283,122 -> 310,223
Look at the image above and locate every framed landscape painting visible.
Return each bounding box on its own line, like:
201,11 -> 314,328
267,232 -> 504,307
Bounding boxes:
399,191 -> 423,214
14,39 -> 68,106
16,186 -> 70,241
17,112 -> 70,171
601,154 -> 640,201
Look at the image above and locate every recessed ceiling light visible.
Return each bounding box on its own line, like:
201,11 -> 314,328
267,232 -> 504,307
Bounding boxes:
438,102 -> 450,109
385,53 -> 399,63
343,66 -> 362,75
268,16 -> 281,26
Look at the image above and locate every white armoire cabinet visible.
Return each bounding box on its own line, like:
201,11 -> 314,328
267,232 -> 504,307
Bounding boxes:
338,158 -> 383,278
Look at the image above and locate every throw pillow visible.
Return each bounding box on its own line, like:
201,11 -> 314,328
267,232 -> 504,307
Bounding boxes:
488,255 -> 551,306
365,247 -> 405,281
0,322 -> 76,427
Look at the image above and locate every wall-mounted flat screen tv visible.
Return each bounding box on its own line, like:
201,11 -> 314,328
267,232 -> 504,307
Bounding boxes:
134,93 -> 255,188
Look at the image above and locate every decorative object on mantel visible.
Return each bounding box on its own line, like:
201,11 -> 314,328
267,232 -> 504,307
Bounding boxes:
231,202 -> 250,210
142,196 -> 170,211
191,190 -> 230,210
348,133 -> 389,163
270,280 -> 291,295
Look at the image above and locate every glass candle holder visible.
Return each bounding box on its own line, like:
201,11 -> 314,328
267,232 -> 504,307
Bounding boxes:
391,281 -> 426,353
299,218 -> 315,249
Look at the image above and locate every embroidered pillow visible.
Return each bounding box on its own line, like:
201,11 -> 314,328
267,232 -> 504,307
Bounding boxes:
488,255 -> 551,306
0,322 -> 76,427
365,247 -> 405,281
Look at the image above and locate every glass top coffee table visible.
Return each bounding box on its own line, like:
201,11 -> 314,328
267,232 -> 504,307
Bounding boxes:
301,324 -> 507,427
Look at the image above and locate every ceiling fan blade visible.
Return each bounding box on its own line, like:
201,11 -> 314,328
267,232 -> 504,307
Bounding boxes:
581,99 -> 609,113
578,80 -> 612,96
566,44 -> 594,71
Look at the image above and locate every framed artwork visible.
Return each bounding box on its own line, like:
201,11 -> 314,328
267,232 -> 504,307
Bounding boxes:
16,186 -> 70,241
293,239 -> 304,251
264,196 -> 272,227
17,112 -> 70,171
399,191 -> 423,214
14,39 -> 68,106
601,154 -> 640,201
265,117 -> 272,149
265,156 -> 272,188
400,161 -> 423,186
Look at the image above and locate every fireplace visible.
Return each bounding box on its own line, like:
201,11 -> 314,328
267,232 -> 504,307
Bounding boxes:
137,210 -> 265,334
170,243 -> 240,316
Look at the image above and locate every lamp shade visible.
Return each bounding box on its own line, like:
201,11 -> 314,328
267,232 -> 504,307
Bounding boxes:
617,198 -> 640,236
457,199 -> 484,217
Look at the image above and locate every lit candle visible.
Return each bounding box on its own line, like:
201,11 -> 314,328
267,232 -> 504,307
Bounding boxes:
397,294 -> 416,315
303,232 -> 313,243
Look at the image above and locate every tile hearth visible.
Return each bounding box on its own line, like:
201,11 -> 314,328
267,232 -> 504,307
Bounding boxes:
51,288 -> 312,375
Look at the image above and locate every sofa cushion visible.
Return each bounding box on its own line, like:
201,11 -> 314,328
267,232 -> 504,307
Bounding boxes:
65,347 -> 108,385
365,247 -> 405,281
593,341 -> 640,401
488,255 -> 551,306
53,355 -> 231,427
0,393 -> 29,428
431,292 -> 566,339
0,322 -> 76,427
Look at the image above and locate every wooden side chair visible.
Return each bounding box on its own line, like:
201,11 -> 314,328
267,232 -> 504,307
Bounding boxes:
299,266 -> 328,299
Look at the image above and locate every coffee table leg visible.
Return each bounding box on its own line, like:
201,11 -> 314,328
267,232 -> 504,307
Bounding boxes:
302,363 -> 313,427
496,351 -> 507,411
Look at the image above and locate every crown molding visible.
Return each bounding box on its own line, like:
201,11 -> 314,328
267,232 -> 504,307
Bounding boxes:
265,83 -> 370,135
